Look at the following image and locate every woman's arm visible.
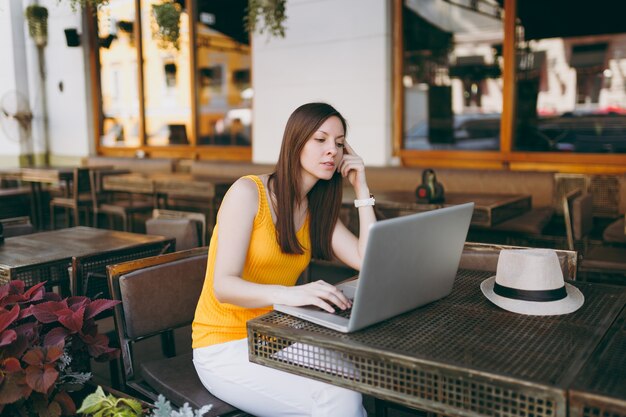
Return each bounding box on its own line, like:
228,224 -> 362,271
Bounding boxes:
331,141 -> 377,270
212,178 -> 351,312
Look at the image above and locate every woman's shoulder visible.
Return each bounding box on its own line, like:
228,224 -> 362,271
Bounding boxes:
216,177 -> 259,213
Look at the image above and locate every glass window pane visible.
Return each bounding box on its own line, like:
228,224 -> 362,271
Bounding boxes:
513,3 -> 626,153
402,0 -> 503,151
98,1 -> 141,148
142,0 -> 192,146
195,0 -> 251,147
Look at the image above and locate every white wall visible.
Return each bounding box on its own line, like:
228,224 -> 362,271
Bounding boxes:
0,0 -> 30,165
0,0 -> 92,165
38,0 -> 92,158
251,0 -> 393,166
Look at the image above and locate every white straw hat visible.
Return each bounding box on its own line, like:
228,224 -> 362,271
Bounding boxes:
480,249 -> 584,315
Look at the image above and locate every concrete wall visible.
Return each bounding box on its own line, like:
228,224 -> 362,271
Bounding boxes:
251,0 -> 393,166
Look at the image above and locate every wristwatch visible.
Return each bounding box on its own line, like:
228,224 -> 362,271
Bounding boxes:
354,194 -> 375,208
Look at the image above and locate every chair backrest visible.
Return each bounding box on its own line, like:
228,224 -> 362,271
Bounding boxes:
106,248 -> 208,384
563,188 -> 594,251
71,239 -> 175,299
152,209 -> 207,246
73,167 -> 92,198
459,242 -> 578,280
0,216 -> 35,237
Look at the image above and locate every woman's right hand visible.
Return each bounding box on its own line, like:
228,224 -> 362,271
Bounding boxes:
276,281 -> 352,313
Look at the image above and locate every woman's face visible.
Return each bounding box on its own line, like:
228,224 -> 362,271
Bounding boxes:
299,116 -> 345,185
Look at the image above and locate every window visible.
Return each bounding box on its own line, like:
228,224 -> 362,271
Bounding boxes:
396,0 -> 626,171
402,0 -> 503,151
95,0 -> 251,156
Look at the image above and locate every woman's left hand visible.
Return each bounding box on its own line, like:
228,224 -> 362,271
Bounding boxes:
337,141 -> 368,193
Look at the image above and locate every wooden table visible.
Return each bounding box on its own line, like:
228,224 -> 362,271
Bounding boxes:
248,270 -> 626,417
0,226 -> 174,295
569,307 -> 626,417
343,190 -> 532,227
102,173 -> 233,229
12,166 -> 75,229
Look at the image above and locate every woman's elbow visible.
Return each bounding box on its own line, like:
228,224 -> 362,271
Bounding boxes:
212,276 -> 229,303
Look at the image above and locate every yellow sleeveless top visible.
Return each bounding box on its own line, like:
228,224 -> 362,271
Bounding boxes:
192,175 -> 311,348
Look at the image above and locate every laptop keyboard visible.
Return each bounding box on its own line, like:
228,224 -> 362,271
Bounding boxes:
333,307 -> 352,319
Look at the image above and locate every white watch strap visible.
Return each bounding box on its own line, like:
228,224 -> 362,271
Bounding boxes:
354,196 -> 375,207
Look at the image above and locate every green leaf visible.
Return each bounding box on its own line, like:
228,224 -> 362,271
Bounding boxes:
117,397 -> 143,414
76,386 -> 107,413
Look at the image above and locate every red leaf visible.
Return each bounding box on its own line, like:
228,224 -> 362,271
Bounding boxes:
25,363 -> 58,393
22,282 -> 46,302
43,292 -> 62,302
0,304 -> 20,333
18,304 -> 35,320
84,299 -> 120,320
43,327 -> 70,348
0,329 -> 17,347
2,357 -> 22,373
58,306 -> 85,333
44,346 -> 63,364
53,390 -> 76,416
0,371 -> 31,405
31,301 -> 69,323
82,332 -> 117,359
23,348 -> 45,366
67,296 -> 89,311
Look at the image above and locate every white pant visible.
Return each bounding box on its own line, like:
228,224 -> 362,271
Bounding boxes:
193,338 -> 367,417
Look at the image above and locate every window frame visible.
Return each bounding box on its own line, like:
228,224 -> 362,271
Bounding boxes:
90,0 -> 252,161
393,0 -> 626,174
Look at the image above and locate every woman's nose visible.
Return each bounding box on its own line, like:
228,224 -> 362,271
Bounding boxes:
326,143 -> 338,155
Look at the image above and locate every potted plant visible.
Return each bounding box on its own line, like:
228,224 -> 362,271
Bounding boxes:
245,0 -> 287,39
24,4 -> 48,47
152,0 -> 182,51
78,386 -> 213,417
61,0 -> 110,12
0,280 -> 119,416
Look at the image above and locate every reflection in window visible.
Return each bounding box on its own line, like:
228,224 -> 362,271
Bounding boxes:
402,0 -> 503,151
195,0 -> 251,147
142,0 -> 191,147
98,0 -> 141,148
513,2 -> 626,153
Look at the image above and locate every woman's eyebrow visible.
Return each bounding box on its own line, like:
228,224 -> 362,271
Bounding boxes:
317,130 -> 345,139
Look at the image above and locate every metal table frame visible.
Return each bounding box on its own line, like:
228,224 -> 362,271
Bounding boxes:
248,270 -> 626,417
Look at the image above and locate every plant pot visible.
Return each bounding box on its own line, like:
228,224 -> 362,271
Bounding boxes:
25,5 -> 48,47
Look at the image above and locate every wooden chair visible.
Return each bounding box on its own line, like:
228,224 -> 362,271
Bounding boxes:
145,209 -> 207,250
89,169 -> 153,232
106,248 -> 242,416
49,167 -> 93,229
563,189 -> 626,284
602,214 -> 626,245
70,239 -> 175,389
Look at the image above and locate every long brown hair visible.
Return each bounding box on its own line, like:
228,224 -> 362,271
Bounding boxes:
268,102 -> 346,260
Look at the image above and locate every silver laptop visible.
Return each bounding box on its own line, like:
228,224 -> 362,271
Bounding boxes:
274,202 -> 474,333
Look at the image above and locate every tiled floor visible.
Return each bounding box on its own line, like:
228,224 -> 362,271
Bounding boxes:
89,318 -> 423,417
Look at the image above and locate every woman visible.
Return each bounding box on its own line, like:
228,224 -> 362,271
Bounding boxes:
192,102 -> 376,416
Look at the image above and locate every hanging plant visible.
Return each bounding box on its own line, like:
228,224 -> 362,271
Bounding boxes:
24,5 -> 48,47
245,0 -> 287,39
117,20 -> 135,44
57,0 -> 110,12
152,0 -> 182,51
